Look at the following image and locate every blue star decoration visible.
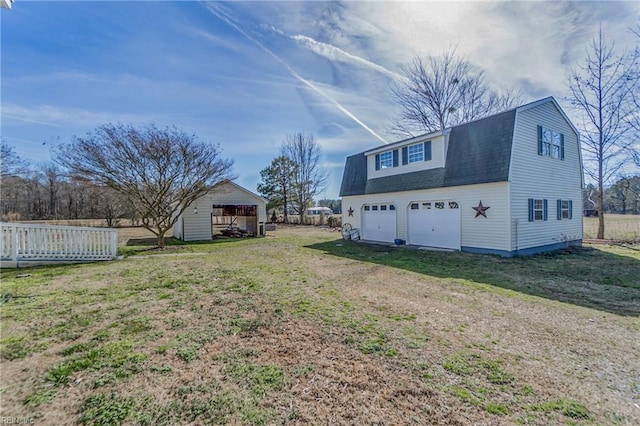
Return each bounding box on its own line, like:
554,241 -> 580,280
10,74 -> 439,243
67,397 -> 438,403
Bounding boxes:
472,201 -> 490,218
347,207 -> 354,217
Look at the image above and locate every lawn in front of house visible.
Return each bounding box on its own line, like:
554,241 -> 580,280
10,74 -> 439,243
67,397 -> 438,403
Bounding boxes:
1,225 -> 638,425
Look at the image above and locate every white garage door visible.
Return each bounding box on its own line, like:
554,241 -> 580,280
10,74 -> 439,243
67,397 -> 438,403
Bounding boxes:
362,204 -> 396,242
407,200 -> 460,249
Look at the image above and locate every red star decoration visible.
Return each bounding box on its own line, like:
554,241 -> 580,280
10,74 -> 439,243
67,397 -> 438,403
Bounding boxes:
472,200 -> 490,218
347,207 -> 354,217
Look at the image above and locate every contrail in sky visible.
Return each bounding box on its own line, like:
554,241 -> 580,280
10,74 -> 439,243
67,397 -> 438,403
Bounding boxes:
288,33 -> 405,82
206,4 -> 388,144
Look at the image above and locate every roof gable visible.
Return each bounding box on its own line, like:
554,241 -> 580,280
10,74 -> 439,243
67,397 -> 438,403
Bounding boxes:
516,96 -> 579,138
210,179 -> 267,203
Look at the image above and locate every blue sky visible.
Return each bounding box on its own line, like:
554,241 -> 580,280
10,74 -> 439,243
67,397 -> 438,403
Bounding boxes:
1,1 -> 639,198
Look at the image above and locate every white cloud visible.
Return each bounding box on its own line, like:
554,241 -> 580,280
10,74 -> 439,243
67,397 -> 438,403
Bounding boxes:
1,103 -> 141,128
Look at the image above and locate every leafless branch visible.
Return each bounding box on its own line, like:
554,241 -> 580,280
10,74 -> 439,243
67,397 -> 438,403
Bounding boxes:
56,123 -> 234,247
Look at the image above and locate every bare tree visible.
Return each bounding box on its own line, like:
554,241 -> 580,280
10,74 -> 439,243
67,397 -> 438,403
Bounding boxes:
566,28 -> 638,239
99,186 -> 132,228
628,21 -> 640,167
391,49 -> 522,136
1,142 -> 30,177
56,123 -> 234,247
42,163 -> 62,220
281,132 -> 328,224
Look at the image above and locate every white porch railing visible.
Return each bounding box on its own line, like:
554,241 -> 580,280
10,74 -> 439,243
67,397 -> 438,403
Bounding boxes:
0,222 -> 118,268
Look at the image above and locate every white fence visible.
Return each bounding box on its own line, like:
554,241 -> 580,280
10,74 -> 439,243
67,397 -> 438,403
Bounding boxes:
0,222 -> 118,268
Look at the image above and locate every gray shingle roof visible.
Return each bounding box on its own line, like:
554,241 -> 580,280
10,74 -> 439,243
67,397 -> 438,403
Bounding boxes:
339,109 -> 516,197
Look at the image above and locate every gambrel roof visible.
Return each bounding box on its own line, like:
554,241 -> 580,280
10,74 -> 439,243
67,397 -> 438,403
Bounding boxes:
339,97 -> 575,197
340,109 -> 515,196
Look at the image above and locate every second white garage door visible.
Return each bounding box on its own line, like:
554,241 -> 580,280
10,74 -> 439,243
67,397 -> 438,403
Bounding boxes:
361,204 -> 396,242
407,200 -> 461,249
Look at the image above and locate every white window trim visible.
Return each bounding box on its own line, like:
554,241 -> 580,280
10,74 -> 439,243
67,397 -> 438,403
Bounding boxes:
541,126 -> 563,159
533,199 -> 544,221
379,151 -> 393,169
560,200 -> 570,219
408,143 -> 424,163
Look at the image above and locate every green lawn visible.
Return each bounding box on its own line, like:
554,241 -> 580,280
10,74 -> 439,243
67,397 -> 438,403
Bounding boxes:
1,226 -> 638,425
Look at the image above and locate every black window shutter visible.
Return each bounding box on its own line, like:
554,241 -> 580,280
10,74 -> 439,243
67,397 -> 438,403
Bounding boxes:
375,154 -> 380,171
568,200 -> 573,219
424,141 -> 432,161
557,199 -> 562,220
560,134 -> 565,160
528,198 -> 534,222
402,147 -> 408,165
392,149 -> 399,167
537,126 -> 543,155
543,199 -> 548,221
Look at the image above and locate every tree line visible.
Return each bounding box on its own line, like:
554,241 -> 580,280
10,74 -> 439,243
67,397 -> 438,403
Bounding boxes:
1,143 -> 135,226
1,127 -> 329,247
584,176 -> 640,215
1,124 -> 235,248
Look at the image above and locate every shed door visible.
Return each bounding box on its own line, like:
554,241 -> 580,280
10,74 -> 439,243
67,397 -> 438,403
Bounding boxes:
407,201 -> 460,249
361,204 -> 396,242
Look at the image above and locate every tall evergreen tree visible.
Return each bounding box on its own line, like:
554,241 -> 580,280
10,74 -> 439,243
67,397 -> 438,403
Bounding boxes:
257,156 -> 296,223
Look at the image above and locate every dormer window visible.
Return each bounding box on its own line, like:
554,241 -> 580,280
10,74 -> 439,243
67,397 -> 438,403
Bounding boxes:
375,149 -> 399,170
402,141 -> 432,165
408,143 -> 424,163
379,151 -> 393,169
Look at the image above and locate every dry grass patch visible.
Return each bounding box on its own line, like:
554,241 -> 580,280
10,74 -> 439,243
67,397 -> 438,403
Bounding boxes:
1,225 -> 638,425
584,214 -> 640,242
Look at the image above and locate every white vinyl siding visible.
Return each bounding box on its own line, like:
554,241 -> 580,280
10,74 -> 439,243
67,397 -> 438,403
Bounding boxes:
509,101 -> 583,251
342,181 -> 511,252
175,182 -> 267,242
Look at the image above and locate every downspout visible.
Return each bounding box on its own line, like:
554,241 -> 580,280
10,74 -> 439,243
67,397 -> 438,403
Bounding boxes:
514,218 -> 519,256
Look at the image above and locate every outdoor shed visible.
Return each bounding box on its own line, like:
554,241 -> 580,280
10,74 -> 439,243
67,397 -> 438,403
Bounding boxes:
173,180 -> 267,241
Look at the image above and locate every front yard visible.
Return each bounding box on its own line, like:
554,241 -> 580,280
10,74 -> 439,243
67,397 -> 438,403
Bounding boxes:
1,226 -> 638,424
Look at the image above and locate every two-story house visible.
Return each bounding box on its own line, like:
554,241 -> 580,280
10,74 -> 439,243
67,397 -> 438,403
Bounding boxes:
339,97 -> 583,257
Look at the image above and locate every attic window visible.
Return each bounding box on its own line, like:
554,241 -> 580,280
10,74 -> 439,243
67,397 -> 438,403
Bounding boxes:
538,126 -> 564,160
